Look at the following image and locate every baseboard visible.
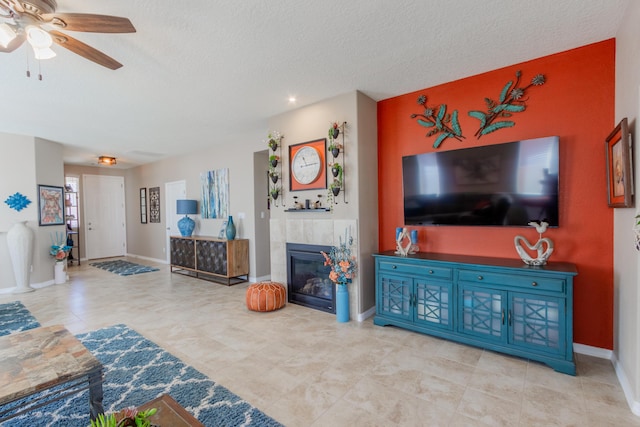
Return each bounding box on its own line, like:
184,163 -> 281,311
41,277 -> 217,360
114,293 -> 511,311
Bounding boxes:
611,352 -> 640,416
573,343 -> 613,359
358,305 -> 376,322
125,253 -> 168,264
0,278 -> 56,294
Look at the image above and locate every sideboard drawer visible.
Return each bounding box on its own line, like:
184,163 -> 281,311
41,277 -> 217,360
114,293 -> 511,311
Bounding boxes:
378,260 -> 452,280
458,270 -> 565,293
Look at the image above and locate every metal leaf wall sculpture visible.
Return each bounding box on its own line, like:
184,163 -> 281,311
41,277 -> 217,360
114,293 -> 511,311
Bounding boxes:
410,95 -> 465,148
469,71 -> 545,138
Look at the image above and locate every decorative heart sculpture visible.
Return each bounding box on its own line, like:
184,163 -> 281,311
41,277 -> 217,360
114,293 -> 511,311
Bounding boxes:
514,235 -> 554,266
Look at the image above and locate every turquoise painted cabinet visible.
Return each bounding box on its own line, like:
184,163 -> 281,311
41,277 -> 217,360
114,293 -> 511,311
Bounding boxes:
373,251 -> 577,375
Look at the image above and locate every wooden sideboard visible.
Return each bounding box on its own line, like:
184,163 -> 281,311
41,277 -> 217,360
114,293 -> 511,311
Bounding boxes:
373,251 -> 578,375
170,236 -> 249,285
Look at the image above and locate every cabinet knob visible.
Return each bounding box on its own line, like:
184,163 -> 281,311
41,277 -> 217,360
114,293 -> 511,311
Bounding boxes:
392,265 -> 397,269
477,275 -> 483,280
531,282 -> 538,287
429,270 -> 434,274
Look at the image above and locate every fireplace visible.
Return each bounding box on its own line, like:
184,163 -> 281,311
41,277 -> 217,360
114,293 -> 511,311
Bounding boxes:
286,243 -> 335,313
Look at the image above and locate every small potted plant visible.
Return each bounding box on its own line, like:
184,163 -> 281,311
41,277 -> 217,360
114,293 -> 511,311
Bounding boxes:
270,187 -> 280,200
327,122 -> 342,157
266,131 -> 283,151
329,178 -> 341,197
330,162 -> 343,180
269,154 -> 279,168
269,170 -> 279,184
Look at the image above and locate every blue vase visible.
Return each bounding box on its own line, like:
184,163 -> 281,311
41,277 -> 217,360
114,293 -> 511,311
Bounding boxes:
226,216 -> 236,240
177,215 -> 195,237
336,282 -> 349,322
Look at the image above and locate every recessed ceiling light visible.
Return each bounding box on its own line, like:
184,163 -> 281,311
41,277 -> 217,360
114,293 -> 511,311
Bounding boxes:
288,96 -> 296,104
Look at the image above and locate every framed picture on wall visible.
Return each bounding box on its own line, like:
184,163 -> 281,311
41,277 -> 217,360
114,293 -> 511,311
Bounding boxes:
38,185 -> 65,226
605,117 -> 634,208
289,138 -> 327,191
149,186 -> 160,223
140,188 -> 147,224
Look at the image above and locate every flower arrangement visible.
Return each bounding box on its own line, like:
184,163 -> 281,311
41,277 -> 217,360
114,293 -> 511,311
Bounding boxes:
321,228 -> 357,284
50,231 -> 71,263
266,130 -> 283,150
89,406 -> 157,427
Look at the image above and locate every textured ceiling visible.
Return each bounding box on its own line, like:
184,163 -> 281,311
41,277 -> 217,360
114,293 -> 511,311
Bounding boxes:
0,0 -> 630,168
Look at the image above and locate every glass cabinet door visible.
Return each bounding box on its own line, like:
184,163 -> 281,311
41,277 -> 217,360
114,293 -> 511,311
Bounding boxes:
415,279 -> 452,330
459,284 -> 505,342
378,274 -> 412,321
509,292 -> 565,356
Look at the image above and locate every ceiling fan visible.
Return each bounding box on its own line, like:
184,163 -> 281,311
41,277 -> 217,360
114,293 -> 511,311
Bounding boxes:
0,0 -> 135,70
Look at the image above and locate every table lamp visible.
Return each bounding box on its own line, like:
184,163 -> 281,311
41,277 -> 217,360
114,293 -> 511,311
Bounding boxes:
176,199 -> 198,237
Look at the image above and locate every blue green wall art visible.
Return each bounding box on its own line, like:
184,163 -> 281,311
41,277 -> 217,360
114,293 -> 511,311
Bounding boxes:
200,168 -> 229,219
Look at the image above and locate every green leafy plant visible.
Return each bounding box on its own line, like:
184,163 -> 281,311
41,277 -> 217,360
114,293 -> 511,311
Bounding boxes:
327,122 -> 342,151
469,70 -> 545,138
89,407 -> 157,427
330,162 -> 343,181
266,130 -> 283,150
411,95 -> 464,148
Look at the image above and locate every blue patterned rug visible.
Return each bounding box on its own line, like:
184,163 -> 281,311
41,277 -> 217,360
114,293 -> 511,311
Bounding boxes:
90,260 -> 159,276
0,301 -> 40,336
2,324 -> 282,427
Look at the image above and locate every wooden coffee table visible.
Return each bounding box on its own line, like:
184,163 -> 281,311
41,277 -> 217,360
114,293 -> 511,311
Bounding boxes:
139,394 -> 204,427
0,325 -> 104,422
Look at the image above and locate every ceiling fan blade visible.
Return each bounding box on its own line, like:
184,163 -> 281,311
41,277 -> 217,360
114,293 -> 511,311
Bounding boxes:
49,30 -> 123,70
0,33 -> 24,52
42,13 -> 136,33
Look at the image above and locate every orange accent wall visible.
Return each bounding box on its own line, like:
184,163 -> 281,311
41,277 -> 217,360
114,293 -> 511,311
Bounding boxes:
377,40 -> 615,349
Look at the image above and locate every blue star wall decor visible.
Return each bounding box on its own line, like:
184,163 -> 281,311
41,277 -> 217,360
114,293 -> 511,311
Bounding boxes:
4,192 -> 32,211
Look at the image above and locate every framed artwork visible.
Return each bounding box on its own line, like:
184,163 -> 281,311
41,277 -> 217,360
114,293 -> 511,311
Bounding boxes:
140,188 -> 147,224
606,117 -> 633,208
149,187 -> 160,223
38,185 -> 65,226
289,138 -> 327,191
200,168 -> 229,218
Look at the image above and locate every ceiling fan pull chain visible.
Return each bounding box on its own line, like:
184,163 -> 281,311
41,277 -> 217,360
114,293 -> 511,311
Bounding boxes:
38,57 -> 42,80
25,46 -> 30,78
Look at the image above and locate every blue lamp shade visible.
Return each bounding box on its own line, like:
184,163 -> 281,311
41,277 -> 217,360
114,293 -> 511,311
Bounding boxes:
176,199 -> 198,237
176,199 -> 198,215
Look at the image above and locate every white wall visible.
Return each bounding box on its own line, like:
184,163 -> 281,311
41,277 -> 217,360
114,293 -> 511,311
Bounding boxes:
125,127 -> 266,278
0,134 -> 64,291
267,91 -> 378,316
614,0 -> 640,413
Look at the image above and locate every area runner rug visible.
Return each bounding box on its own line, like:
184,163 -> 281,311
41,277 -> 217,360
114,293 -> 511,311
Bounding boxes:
3,324 -> 282,427
0,301 -> 40,336
89,260 -> 159,276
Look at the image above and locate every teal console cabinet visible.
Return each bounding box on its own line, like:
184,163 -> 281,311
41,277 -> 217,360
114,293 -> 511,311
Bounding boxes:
373,251 -> 578,375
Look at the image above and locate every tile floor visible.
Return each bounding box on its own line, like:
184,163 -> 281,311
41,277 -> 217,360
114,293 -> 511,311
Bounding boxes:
2,258 -> 639,427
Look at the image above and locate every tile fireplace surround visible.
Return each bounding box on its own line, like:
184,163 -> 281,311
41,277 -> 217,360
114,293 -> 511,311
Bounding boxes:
270,218 -> 359,320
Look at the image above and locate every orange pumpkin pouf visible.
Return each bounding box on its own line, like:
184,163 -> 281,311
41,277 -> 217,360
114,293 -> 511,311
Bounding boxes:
246,281 -> 286,312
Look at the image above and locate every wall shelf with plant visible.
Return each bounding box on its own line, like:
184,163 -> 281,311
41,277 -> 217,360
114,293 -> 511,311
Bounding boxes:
266,131 -> 284,207
327,121 -> 348,208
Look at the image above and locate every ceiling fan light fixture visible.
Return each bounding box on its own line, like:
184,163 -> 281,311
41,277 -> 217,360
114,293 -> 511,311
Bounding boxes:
98,156 -> 117,166
32,45 -> 56,59
26,25 -> 53,48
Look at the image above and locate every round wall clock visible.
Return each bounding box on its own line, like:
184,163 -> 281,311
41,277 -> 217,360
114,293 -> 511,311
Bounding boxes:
291,146 -> 321,185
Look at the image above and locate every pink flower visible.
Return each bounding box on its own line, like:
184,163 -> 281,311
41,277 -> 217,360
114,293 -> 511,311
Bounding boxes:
55,250 -> 66,261
329,270 -> 338,282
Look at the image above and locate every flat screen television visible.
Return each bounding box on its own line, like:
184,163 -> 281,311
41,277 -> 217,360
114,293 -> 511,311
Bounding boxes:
402,136 -> 559,227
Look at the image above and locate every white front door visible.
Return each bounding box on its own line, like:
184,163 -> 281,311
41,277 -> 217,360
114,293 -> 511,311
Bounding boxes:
83,175 -> 126,259
165,180 -> 186,263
